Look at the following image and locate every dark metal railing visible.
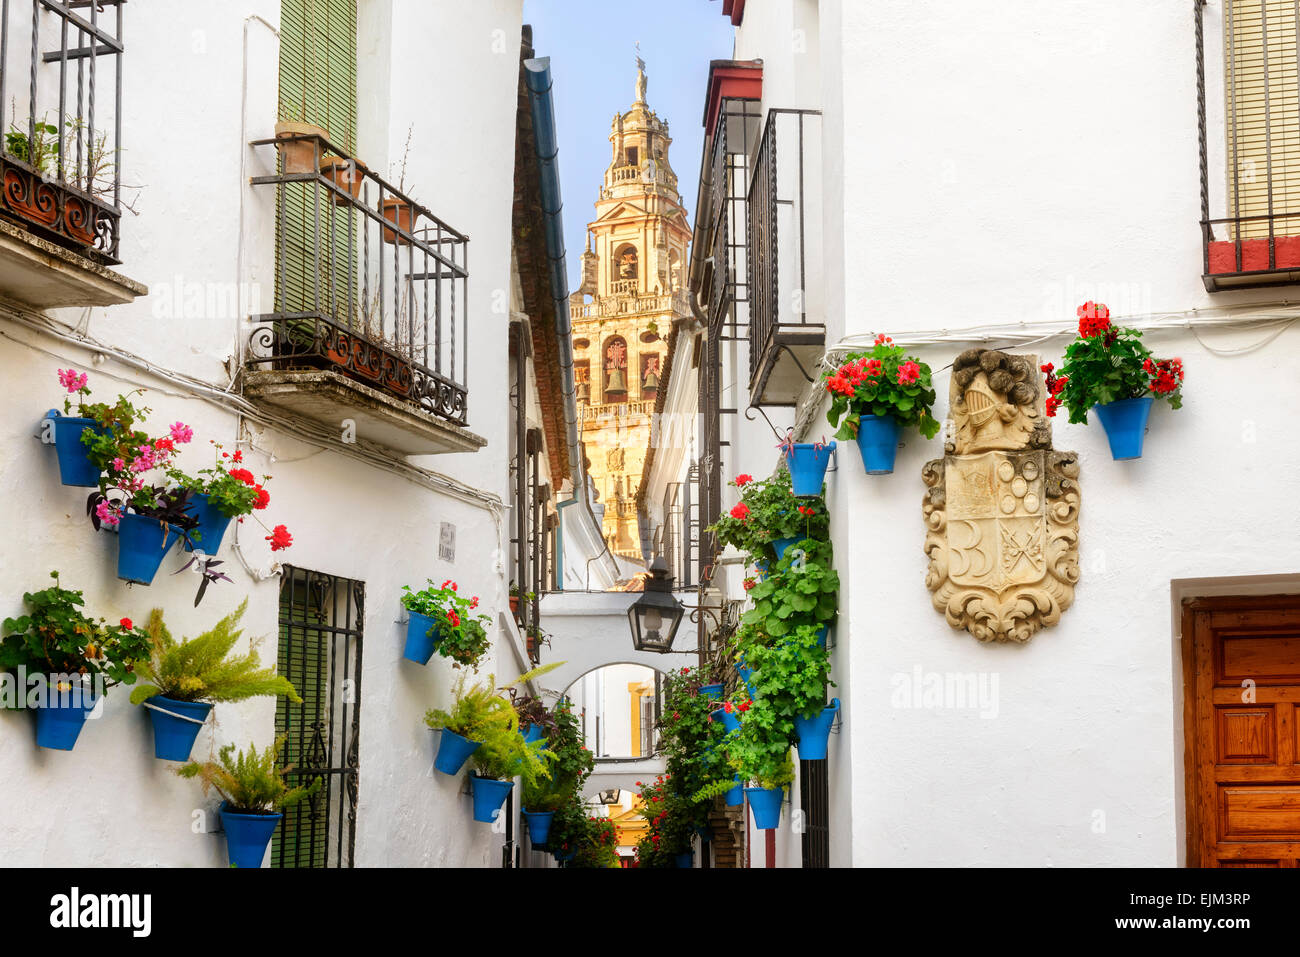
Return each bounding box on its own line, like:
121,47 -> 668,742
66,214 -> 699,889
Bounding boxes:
247,131 -> 470,426
0,0 -> 124,261
1196,0 -> 1300,287
799,758 -> 829,868
707,97 -> 760,338
747,108 -> 820,383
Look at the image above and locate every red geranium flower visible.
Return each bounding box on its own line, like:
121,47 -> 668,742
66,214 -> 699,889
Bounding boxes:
734,474 -> 753,486
228,467 -> 256,486
265,524 -> 293,551
896,360 -> 921,386
119,617 -> 133,630
730,503 -> 750,521
1077,301 -> 1111,338
252,485 -> 270,510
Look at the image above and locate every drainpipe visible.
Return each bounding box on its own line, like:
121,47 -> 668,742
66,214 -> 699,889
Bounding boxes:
524,56 -> 621,588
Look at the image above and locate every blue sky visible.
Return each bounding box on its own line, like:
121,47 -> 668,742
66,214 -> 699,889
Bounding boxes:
522,0 -> 735,290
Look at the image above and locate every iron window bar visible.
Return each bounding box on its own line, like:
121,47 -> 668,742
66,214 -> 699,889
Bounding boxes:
247,130 -> 471,426
0,0 -> 125,262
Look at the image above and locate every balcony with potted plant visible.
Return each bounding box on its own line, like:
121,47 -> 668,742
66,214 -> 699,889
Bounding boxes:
0,0 -> 144,309
244,128 -> 485,456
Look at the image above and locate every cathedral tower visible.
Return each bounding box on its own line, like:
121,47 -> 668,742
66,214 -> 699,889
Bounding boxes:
571,57 -> 691,562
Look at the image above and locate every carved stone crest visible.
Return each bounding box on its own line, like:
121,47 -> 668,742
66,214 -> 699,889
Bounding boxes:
922,350 -> 1080,643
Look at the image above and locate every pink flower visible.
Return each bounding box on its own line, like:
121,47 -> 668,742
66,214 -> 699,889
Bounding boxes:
58,368 -> 88,393
111,458 -> 125,472
169,422 -> 194,444
95,501 -> 121,527
897,361 -> 921,386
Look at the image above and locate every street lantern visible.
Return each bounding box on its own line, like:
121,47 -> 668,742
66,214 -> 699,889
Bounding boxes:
598,788 -> 622,805
627,556 -> 684,653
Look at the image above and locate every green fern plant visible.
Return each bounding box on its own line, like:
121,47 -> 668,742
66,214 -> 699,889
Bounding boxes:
128,600 -> 301,706
177,734 -> 321,814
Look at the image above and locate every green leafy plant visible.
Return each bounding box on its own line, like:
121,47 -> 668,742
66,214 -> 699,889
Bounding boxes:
5,121 -> 60,173
547,792 -> 619,867
522,698 -> 593,813
824,333 -> 940,441
724,701 -> 795,791
168,442 -> 273,521
401,578 -> 491,668
127,600 -> 301,706
0,572 -> 150,697
1043,301 -> 1186,424
741,540 -> 839,637
177,734 -> 321,815
739,624 -> 833,723
709,470 -> 826,565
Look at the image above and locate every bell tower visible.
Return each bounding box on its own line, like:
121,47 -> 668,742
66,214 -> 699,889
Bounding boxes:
570,56 -> 691,563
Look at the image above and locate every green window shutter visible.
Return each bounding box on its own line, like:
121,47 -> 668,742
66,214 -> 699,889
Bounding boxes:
276,0 -> 358,320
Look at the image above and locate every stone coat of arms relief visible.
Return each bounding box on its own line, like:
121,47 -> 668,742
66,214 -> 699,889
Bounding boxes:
922,349 -> 1080,643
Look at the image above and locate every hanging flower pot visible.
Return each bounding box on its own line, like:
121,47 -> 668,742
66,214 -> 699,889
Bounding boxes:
320,155 -> 366,206
144,695 -> 213,761
116,513 -> 182,585
219,802 -> 282,869
522,809 -> 555,846
433,727 -> 481,775
675,851 -> 693,869
735,661 -> 755,696
470,774 -> 514,824
709,707 -> 741,735
553,846 -> 577,864
274,121 -> 327,174
794,698 -> 840,761
724,776 -> 744,807
855,414 -> 902,475
49,411 -> 104,487
698,683 -> 724,699
34,685 -> 98,751
381,197 -> 416,245
772,536 -> 801,560
1093,396 -> 1154,461
522,724 -> 545,745
403,611 -> 439,665
787,441 -> 836,496
746,786 -> 784,830
182,493 -> 233,555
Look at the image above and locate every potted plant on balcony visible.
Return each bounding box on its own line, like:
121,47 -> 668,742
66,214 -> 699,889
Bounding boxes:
381,126 -> 418,245
0,572 -> 151,751
823,334 -> 940,474
320,154 -> 366,206
399,579 -> 491,668
128,600 -> 301,762
1043,302 -> 1186,460
177,735 -> 322,868
274,119 -> 327,174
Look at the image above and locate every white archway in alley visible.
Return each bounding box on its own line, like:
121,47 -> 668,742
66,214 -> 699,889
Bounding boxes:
535,590 -> 696,798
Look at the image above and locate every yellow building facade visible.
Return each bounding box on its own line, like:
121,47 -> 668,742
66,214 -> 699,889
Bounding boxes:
571,59 -> 691,562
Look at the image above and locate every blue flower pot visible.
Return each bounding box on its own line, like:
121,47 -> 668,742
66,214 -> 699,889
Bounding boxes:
736,662 -> 755,696
554,847 -> 576,864
116,513 -> 182,585
773,537 -> 800,561
794,698 -> 840,761
522,809 -> 554,846
220,803 -> 282,868
754,561 -> 770,581
470,775 -> 514,824
403,611 -> 439,665
675,851 -> 693,869
183,493 -> 233,555
746,786 -> 784,830
34,687 -> 97,751
1094,396 -> 1153,461
522,724 -> 545,745
146,695 -> 213,761
816,625 -> 828,649
724,777 -> 744,806
855,414 -> 902,474
433,727 -> 481,775
787,441 -> 836,496
50,412 -> 103,487
698,683 -> 724,699
710,707 -> 741,735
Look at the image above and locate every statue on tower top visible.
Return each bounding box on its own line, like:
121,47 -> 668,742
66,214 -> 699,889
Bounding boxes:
635,44 -> 647,104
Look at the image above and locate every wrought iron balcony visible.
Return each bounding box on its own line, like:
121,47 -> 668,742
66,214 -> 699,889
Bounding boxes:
244,130 -> 482,455
0,0 -> 124,261
747,109 -> 824,406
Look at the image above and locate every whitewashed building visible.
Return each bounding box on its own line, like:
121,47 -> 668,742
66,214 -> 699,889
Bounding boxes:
641,0 -> 1300,867
0,0 -> 610,868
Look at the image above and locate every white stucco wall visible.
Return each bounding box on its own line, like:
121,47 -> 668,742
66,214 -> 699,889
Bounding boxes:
722,0 -> 1300,867
0,0 -> 536,868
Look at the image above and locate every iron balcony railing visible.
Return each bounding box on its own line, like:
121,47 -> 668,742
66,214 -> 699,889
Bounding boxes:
747,108 -> 823,393
0,0 -> 125,262
1197,0 -> 1300,289
247,130 -> 470,427
707,96 -> 760,337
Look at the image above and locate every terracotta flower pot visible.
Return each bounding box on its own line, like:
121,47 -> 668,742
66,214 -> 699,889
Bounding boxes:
274,121 -> 326,174
320,155 -> 366,206
381,197 -> 416,245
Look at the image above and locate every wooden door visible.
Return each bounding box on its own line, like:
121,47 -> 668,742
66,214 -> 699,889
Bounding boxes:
1184,595 -> 1300,867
